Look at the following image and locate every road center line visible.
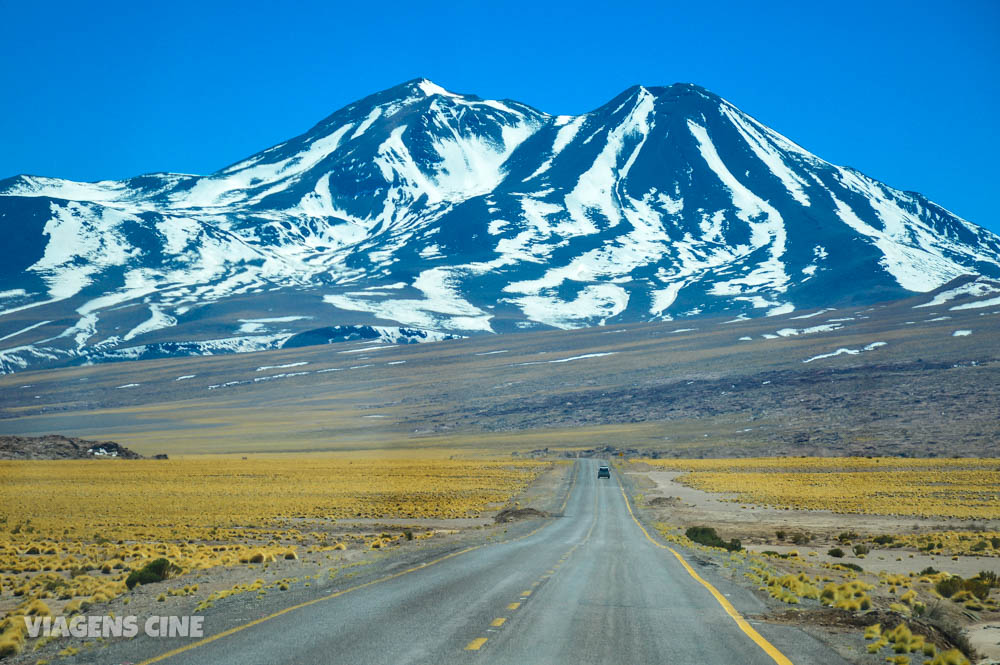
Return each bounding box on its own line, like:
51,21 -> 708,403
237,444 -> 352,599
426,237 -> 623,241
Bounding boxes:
465,463 -> 600,656
465,637 -> 488,651
135,464 -> 582,665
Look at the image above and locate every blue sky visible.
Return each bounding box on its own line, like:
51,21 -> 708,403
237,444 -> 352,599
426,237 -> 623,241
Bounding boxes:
1,0 -> 997,232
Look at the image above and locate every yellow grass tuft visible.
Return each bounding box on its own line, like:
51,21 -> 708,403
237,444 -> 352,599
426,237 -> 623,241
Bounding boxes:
22,600 -> 51,617
90,591 -> 111,604
889,602 -> 910,615
925,649 -> 971,665
62,599 -> 89,615
821,580 -> 874,612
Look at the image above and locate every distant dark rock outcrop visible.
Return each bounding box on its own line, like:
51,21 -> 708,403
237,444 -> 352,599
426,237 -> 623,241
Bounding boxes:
0,435 -> 145,460
494,507 -> 549,523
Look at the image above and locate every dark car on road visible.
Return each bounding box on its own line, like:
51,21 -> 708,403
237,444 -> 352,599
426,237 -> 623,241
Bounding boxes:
597,465 -> 611,479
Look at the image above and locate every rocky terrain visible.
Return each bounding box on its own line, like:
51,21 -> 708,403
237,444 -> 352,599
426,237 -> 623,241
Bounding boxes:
0,434 -> 148,460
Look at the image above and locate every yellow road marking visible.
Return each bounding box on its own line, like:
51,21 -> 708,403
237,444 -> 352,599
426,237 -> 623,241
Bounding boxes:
135,543 -> 483,665
135,464 -> 586,665
617,484 -> 794,665
475,463 -> 598,657
465,637 -> 488,651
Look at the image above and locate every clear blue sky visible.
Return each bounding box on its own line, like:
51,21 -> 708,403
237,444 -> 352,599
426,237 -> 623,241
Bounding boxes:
1,0 -> 997,232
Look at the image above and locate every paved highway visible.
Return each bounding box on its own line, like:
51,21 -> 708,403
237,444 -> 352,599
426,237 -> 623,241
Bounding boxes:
140,460 -> 847,665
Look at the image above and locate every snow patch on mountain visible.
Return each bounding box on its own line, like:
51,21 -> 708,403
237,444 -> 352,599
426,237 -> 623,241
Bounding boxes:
565,89 -> 656,231
525,116 -> 586,181
177,124 -> 355,209
774,323 -> 843,337
515,352 -> 618,366
0,321 -> 51,343
238,316 -> 312,333
123,305 -> 177,341
803,341 -> 886,363
825,170 -> 975,291
31,203 -> 138,301
256,361 -> 308,372
951,296 -> 1000,311
417,79 -> 459,98
688,120 -> 789,298
721,105 -> 811,206
508,284 -> 629,329
324,267 -> 493,332
915,278 -> 1000,308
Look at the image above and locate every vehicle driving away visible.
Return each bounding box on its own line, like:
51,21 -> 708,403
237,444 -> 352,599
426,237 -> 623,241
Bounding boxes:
597,465 -> 611,478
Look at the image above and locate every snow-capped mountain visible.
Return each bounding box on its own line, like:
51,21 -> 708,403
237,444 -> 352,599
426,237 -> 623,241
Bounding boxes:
1,79 -> 999,373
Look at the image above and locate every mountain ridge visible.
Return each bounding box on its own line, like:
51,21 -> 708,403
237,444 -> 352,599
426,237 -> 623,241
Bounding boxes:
1,78 -> 998,373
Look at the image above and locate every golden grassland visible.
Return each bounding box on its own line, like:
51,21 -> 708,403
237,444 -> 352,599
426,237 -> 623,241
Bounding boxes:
0,455 -> 549,540
636,457 -> 1000,519
0,454 -> 549,655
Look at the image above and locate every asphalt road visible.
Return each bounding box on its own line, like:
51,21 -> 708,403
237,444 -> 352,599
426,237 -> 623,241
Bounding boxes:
143,460 -> 848,665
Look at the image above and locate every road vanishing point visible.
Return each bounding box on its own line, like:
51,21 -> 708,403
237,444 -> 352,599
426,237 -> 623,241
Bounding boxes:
137,460 -> 848,665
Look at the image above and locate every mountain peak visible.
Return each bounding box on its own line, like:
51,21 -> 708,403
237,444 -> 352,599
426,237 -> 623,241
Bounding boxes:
412,78 -> 459,98
586,82 -> 724,118
1,79 -> 999,374
646,82 -> 723,105
380,78 -> 469,102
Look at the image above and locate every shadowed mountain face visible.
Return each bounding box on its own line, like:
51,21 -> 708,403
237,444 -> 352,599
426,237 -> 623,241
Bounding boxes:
1,79 -> 999,373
